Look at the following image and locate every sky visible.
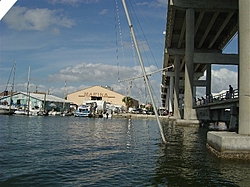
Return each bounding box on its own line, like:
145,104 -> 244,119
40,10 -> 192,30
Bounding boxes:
0,0 -> 238,106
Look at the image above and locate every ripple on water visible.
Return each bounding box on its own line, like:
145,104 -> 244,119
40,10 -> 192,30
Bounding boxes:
0,116 -> 249,186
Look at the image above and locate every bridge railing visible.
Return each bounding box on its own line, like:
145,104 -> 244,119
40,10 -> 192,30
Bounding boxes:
195,89 -> 238,106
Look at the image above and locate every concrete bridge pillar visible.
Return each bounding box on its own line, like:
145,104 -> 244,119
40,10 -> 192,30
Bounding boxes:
174,55 -> 181,118
206,64 -> 211,95
184,9 -> 197,120
193,86 -> 197,101
166,86 -> 170,111
239,0 -> 250,135
169,75 -> 174,114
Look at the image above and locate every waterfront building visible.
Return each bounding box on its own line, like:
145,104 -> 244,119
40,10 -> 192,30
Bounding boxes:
66,85 -> 139,108
0,92 -> 71,114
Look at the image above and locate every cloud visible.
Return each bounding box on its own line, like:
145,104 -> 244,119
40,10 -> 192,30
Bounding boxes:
12,83 -> 47,94
48,62 -> 159,83
99,9 -> 108,15
45,62 -> 160,99
138,40 -> 150,52
197,68 -> 238,97
211,68 -> 238,92
137,0 -> 168,8
3,6 -> 75,31
48,62 -> 138,83
51,27 -> 60,35
48,0 -> 99,6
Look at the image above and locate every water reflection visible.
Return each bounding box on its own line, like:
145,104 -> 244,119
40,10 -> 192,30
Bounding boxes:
154,121 -> 248,187
0,116 -> 250,186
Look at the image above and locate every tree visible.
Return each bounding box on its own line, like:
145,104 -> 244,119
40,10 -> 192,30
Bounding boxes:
122,96 -> 133,111
145,103 -> 153,111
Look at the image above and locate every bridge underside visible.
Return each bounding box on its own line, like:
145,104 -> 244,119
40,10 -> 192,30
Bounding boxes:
161,0 -> 238,119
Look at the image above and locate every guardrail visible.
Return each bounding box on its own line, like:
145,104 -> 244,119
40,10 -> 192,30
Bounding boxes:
195,89 -> 238,106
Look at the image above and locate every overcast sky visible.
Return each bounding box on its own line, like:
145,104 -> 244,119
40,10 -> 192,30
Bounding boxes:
0,0 -> 238,106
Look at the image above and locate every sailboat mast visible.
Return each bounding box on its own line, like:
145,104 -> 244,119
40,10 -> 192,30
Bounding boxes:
11,61 -> 16,96
27,66 -> 30,94
121,0 -> 167,144
27,66 -> 30,116
63,81 -> 67,110
9,61 -> 16,113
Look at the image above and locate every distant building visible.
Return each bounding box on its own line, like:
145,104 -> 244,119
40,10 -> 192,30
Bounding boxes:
67,85 -> 139,108
0,92 -> 71,113
0,91 -> 16,97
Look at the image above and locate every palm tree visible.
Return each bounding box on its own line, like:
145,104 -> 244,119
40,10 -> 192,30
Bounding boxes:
122,96 -> 133,111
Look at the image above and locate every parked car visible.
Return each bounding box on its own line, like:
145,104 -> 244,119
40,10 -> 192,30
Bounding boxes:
131,108 -> 143,114
158,109 -> 168,116
146,110 -> 154,115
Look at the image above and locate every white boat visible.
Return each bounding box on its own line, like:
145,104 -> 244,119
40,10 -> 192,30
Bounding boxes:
0,104 -> 16,115
14,109 -> 28,115
74,105 -> 90,117
14,108 -> 42,116
48,110 -> 61,116
82,100 -> 106,117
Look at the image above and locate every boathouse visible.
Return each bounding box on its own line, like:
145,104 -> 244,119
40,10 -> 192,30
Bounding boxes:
67,85 -> 138,108
0,92 -> 71,113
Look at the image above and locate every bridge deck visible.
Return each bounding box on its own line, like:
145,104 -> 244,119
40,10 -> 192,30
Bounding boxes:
194,89 -> 239,109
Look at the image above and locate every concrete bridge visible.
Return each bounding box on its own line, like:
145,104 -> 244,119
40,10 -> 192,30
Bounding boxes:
161,0 -> 250,158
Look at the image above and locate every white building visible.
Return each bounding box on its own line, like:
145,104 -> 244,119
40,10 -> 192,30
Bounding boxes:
0,92 -> 71,114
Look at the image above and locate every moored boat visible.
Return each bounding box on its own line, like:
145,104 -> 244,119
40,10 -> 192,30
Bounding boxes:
74,105 -> 89,117
14,109 -> 28,115
0,104 -> 16,115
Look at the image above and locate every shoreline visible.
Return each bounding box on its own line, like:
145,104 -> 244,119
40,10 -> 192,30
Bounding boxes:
112,113 -> 201,126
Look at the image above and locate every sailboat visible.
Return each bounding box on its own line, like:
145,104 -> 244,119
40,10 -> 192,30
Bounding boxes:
0,103 -> 16,115
121,0 -> 167,144
60,81 -> 71,116
0,62 -> 16,115
14,67 -> 31,115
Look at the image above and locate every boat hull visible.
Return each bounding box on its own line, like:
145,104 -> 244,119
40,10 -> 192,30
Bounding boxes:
74,106 -> 90,117
74,112 -> 89,117
14,110 -> 29,115
0,106 -> 16,115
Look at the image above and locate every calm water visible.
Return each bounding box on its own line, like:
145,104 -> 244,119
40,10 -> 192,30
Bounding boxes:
0,115 -> 250,187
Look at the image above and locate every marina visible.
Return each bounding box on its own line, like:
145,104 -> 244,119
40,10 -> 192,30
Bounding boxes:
0,1 -> 249,186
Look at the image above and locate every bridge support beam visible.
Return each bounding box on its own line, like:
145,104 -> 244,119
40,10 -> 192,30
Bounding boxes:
206,64 -> 211,95
166,86 -> 170,111
169,75 -> 174,114
184,9 -> 197,120
239,0 -> 250,135
174,55 -> 181,118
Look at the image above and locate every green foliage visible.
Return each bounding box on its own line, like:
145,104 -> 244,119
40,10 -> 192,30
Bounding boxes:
122,96 -> 133,109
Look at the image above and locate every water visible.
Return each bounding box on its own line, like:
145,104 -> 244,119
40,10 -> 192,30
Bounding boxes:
0,115 -> 250,187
